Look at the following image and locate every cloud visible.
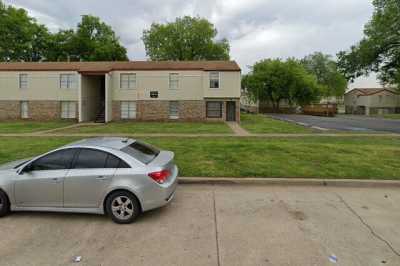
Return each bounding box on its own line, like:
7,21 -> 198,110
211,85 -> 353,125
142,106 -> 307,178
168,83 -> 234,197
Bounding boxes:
5,0 -> 378,86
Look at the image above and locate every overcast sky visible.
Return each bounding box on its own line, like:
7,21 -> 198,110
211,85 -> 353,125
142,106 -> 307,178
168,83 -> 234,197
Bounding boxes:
5,0 -> 381,87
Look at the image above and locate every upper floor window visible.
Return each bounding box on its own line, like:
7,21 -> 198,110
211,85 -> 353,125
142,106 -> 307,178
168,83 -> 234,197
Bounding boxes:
209,72 -> 220,89
120,73 -> 136,89
19,74 -> 28,89
60,74 -> 75,89
169,73 -> 179,89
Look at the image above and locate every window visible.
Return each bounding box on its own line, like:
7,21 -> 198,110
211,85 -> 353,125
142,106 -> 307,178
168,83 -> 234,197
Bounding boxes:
73,149 -> 108,169
379,95 -> 383,102
61,101 -> 76,119
121,141 -> 160,164
169,101 -> 179,119
21,101 -> 29,119
19,74 -> 28,89
120,73 -> 136,89
209,72 -> 220,88
30,149 -> 77,171
169,73 -> 179,89
121,101 -> 136,119
206,101 -> 223,118
105,154 -> 130,168
60,74 -> 75,89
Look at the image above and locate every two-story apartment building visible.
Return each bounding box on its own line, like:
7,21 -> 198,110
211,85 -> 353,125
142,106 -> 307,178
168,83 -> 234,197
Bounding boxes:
0,61 -> 241,122
344,88 -> 400,115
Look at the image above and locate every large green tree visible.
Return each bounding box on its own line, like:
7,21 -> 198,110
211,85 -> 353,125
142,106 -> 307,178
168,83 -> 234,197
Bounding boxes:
0,1 -> 128,62
142,16 -> 230,61
0,1 -> 51,61
243,59 -> 322,111
337,0 -> 400,89
301,52 -> 347,97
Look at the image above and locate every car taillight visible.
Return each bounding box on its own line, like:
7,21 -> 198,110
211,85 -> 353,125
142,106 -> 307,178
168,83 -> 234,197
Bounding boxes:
148,169 -> 171,184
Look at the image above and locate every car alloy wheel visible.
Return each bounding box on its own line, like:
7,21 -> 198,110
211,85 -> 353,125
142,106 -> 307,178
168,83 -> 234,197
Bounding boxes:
111,196 -> 134,220
106,191 -> 141,224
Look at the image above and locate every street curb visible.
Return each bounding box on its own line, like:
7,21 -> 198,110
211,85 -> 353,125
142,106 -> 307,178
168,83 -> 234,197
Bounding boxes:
178,177 -> 400,188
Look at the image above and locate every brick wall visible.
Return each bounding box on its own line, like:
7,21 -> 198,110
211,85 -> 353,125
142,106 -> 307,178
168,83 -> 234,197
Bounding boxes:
0,101 -> 20,120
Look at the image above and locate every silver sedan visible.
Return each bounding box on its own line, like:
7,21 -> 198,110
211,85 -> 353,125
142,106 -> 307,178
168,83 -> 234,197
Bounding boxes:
0,137 -> 178,224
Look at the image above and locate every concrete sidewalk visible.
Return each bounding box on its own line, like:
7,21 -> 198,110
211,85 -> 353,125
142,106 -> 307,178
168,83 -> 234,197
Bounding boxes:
1,184 -> 399,266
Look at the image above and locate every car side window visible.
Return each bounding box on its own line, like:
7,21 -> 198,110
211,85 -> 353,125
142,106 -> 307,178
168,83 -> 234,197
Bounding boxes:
73,149 -> 108,169
30,149 -> 77,171
105,154 -> 130,168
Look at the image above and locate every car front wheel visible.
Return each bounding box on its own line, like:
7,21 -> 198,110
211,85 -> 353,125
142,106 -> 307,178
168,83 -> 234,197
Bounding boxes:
0,190 -> 10,217
106,191 -> 140,224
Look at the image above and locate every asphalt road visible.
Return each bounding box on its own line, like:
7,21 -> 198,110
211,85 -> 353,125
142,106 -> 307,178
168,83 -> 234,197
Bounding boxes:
1,184 -> 400,266
269,114 -> 400,133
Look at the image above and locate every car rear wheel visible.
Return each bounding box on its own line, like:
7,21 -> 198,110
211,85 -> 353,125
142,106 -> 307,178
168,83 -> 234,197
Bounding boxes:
106,191 -> 140,224
0,190 -> 10,217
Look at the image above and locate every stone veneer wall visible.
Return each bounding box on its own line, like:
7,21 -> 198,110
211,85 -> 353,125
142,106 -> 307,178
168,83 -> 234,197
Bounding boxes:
112,99 -> 241,122
0,100 -> 78,121
0,101 -> 21,120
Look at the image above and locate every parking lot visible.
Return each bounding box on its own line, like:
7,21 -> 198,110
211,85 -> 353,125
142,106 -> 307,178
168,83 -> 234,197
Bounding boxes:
1,184 -> 399,266
269,114 -> 400,133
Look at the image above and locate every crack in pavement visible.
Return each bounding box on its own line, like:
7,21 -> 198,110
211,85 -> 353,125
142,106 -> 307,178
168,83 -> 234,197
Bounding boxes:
335,192 -> 400,257
212,187 -> 221,266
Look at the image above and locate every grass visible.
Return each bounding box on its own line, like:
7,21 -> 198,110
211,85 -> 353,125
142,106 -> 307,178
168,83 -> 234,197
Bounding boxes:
0,121 -> 74,134
62,121 -> 232,134
1,136 -> 399,179
372,114 -> 400,120
240,113 -> 313,134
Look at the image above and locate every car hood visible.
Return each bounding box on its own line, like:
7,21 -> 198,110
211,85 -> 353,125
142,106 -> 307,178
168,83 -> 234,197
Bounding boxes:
0,158 -> 31,170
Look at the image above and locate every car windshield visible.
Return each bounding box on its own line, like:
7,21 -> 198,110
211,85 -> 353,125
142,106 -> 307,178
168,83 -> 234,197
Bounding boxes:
121,141 -> 160,164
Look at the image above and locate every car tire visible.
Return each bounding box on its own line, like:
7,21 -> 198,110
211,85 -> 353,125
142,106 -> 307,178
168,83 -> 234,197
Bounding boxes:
0,190 -> 10,217
106,191 -> 141,224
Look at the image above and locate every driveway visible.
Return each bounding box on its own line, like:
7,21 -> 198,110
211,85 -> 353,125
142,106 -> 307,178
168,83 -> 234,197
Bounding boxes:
1,184 -> 400,266
269,114 -> 400,133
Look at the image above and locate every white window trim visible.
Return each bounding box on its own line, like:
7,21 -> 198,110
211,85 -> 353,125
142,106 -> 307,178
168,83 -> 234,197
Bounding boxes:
120,101 -> 137,119
60,74 -> 75,89
209,71 -> 220,89
169,73 -> 179,90
20,101 -> 29,119
169,101 -> 179,119
19,74 -> 28,89
120,73 -> 136,90
61,101 -> 76,119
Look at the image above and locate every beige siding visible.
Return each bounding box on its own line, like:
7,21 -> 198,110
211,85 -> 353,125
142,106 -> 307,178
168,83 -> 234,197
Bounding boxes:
110,70 -> 204,101
367,91 -> 400,107
0,71 -> 78,101
203,71 -> 241,98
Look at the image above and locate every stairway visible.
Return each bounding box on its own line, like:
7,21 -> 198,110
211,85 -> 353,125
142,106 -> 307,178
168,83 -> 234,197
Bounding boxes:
95,105 -> 105,123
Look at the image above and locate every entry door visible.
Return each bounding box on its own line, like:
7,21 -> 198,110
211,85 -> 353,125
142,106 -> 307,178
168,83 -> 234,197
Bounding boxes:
226,101 -> 236,121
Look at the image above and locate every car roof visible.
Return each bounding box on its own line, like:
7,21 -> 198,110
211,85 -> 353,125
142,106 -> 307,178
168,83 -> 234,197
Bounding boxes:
64,137 -> 135,150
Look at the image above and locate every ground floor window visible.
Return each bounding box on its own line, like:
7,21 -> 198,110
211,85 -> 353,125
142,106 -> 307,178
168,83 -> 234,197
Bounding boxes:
169,101 -> 179,119
121,101 -> 136,119
61,101 -> 76,119
21,101 -> 29,118
206,101 -> 223,118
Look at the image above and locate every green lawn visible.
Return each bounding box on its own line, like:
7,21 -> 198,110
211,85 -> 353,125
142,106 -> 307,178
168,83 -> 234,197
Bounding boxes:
63,121 -> 232,134
373,114 -> 400,120
240,113 -> 313,134
0,121 -> 74,134
1,136 -> 399,179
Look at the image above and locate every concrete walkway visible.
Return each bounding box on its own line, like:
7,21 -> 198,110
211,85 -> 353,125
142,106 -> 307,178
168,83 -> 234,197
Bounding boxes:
226,121 -> 251,136
1,184 -> 399,265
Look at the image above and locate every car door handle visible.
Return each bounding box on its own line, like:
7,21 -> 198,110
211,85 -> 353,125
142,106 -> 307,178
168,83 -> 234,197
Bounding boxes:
52,178 -> 62,183
96,175 -> 108,180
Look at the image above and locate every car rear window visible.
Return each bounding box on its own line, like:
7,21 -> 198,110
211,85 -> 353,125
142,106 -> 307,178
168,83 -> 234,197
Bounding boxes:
121,141 -> 160,164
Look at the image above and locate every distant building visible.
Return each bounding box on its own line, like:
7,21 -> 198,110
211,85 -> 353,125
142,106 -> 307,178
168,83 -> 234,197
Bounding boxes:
344,88 -> 400,115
